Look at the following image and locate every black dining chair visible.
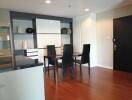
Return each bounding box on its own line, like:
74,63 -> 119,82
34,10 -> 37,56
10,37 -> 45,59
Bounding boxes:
61,44 -> 74,79
75,44 -> 90,74
46,45 -> 57,77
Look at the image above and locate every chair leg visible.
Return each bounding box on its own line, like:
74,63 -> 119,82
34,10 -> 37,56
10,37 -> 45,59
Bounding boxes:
80,64 -> 83,79
75,62 -> 76,68
70,63 -> 75,79
53,67 -> 56,80
88,63 -> 90,75
44,64 -> 46,75
74,57 -> 77,73
89,63 -> 90,70
75,57 -> 77,67
80,64 -> 82,73
75,62 -> 77,74
44,57 -> 46,75
62,64 -> 66,80
62,68 -> 66,80
48,63 -> 49,76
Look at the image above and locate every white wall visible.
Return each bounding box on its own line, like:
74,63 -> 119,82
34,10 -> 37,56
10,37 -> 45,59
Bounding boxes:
0,9 -> 10,26
36,19 -> 61,33
0,66 -> 44,100
96,4 -> 132,69
73,13 -> 97,67
35,18 -> 72,62
73,4 -> 132,69
37,34 -> 61,48
37,34 -> 62,62
96,13 -> 114,69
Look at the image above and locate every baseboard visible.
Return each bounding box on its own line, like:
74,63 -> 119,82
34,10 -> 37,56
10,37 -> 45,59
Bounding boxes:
81,65 -> 96,68
75,63 -> 96,68
97,64 -> 113,70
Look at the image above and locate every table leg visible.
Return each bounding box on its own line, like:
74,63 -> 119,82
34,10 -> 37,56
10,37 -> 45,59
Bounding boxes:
54,58 -> 58,82
44,56 -> 46,75
74,56 -> 77,74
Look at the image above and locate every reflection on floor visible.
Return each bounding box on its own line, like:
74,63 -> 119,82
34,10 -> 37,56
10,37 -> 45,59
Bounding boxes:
45,66 -> 132,100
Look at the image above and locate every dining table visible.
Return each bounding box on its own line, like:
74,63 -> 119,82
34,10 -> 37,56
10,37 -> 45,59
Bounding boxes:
44,52 -> 82,67
43,52 -> 82,81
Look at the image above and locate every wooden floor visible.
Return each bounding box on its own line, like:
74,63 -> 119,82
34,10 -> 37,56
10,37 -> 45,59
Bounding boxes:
45,67 -> 132,100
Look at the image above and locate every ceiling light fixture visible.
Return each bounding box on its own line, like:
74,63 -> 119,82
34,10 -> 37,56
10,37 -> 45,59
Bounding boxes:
85,8 -> 89,12
45,0 -> 51,4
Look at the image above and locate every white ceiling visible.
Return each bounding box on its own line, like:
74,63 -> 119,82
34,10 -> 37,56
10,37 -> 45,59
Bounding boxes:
0,0 -> 132,18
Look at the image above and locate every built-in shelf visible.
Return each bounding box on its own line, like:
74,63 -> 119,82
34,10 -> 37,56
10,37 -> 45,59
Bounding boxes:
0,39 -> 10,42
61,34 -> 71,35
14,33 -> 34,35
37,33 -> 60,34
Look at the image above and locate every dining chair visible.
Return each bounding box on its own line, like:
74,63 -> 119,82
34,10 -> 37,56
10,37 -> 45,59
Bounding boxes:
75,44 -> 90,74
46,45 -> 57,77
61,44 -> 74,79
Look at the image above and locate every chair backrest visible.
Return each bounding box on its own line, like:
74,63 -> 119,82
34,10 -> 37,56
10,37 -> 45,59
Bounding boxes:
47,45 -> 56,56
81,44 -> 90,64
62,44 -> 73,65
47,45 -> 56,65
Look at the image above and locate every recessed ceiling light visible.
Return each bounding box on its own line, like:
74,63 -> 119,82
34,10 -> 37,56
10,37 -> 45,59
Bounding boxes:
85,8 -> 89,12
45,0 -> 51,4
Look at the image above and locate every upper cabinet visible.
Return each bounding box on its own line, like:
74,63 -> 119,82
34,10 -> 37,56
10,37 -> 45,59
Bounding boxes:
0,9 -> 10,26
36,19 -> 61,34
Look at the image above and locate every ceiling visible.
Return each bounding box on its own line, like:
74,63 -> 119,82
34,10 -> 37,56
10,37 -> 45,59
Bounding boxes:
0,0 -> 132,18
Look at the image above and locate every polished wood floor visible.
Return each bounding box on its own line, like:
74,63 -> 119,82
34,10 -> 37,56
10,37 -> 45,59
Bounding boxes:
45,67 -> 132,100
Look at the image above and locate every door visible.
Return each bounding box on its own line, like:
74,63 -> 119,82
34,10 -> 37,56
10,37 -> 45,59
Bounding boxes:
114,16 -> 132,72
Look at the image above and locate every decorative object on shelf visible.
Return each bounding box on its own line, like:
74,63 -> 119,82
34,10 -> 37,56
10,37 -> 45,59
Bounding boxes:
22,40 -> 28,49
61,28 -> 67,34
16,26 -> 23,33
61,28 -> 71,34
67,28 -> 71,35
26,28 -> 34,33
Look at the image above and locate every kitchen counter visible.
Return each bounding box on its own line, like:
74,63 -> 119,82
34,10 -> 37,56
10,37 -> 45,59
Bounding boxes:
0,66 -> 45,100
